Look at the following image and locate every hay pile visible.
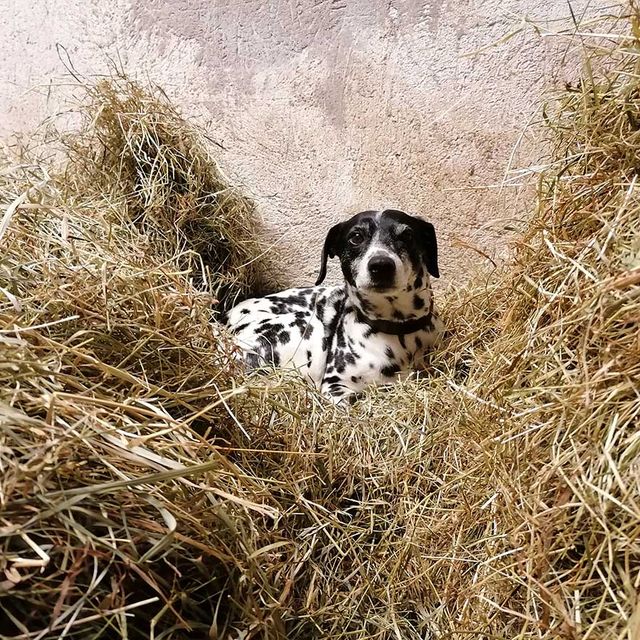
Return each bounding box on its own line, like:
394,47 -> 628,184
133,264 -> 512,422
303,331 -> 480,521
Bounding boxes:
61,76 -> 278,307
1,9 -> 639,640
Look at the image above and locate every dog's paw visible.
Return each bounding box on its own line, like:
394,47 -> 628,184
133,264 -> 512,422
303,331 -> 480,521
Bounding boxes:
323,387 -> 363,408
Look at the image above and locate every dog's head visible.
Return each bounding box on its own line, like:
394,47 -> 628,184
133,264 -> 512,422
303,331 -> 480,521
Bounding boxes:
316,210 -> 439,300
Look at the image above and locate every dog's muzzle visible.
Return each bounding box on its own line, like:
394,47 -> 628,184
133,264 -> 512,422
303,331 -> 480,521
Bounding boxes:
367,254 -> 396,288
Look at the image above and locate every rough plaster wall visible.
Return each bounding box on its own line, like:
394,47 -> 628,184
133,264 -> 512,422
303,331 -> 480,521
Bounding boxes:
1,0 -> 611,288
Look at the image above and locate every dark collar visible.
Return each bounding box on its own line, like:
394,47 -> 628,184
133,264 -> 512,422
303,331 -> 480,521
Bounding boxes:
355,308 -> 434,336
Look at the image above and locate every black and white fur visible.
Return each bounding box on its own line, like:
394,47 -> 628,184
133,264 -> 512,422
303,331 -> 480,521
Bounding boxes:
225,209 -> 444,403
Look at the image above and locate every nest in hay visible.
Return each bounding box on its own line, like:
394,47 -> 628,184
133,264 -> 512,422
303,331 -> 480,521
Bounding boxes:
1,8 -> 639,640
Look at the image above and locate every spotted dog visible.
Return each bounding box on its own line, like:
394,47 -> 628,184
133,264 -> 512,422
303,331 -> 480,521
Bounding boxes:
225,209 -> 444,402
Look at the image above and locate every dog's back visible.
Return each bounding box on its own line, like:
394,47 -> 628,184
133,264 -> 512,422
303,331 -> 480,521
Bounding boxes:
226,285 -> 344,387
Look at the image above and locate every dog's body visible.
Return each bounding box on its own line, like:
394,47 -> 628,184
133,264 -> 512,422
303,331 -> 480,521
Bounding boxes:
226,209 -> 444,402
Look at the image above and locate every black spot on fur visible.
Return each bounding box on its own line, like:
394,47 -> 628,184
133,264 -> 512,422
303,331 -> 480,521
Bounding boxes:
257,322 -> 283,334
268,293 -> 307,307
257,323 -> 285,346
336,323 -> 346,348
240,308 -> 250,315
322,295 -> 345,355
355,291 -> 373,313
415,336 -> 423,349
315,298 -> 326,321
245,352 -> 261,369
413,294 -> 425,310
334,351 -> 346,373
256,334 -> 282,368
290,316 -> 310,334
381,364 -> 401,378
414,274 -> 423,289
268,304 -> 280,314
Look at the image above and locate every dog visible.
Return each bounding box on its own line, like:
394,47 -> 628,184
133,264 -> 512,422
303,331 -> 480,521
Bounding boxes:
225,209 -> 444,403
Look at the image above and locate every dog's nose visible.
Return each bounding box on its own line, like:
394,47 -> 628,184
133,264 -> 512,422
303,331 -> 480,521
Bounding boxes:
368,255 -> 396,282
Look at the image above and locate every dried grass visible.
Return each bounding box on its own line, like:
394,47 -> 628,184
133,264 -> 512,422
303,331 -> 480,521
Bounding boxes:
61,75 -> 280,308
1,6 -> 639,639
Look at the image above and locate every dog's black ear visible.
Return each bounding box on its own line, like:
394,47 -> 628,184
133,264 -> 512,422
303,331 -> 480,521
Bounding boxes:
417,219 -> 439,278
316,222 -> 344,285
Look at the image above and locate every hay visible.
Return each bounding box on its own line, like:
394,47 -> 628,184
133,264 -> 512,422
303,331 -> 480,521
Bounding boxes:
1,6 -> 639,639
61,75 -> 280,308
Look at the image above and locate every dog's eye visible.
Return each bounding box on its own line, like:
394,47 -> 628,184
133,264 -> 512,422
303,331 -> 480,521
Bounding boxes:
399,228 -> 413,242
348,231 -> 365,246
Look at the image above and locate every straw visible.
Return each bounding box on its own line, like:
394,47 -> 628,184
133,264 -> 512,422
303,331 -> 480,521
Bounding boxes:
1,6 -> 638,638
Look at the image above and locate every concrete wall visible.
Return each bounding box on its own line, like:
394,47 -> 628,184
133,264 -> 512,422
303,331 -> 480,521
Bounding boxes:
1,0 -> 609,288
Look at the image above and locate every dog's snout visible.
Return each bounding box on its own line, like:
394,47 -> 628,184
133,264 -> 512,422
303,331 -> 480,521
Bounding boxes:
368,255 -> 396,282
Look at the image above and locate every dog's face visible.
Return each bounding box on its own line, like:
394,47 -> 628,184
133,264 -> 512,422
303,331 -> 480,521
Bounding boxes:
316,210 -> 439,297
